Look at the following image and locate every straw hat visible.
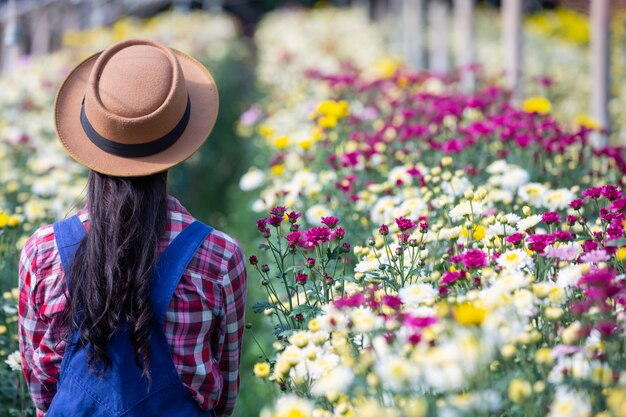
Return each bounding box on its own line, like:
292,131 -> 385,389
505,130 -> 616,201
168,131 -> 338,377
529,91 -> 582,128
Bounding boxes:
54,39 -> 219,177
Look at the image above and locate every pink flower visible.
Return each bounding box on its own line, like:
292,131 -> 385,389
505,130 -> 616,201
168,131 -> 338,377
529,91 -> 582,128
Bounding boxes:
334,293 -> 366,309
506,233 -> 525,244
382,295 -> 402,309
403,314 -> 437,328
461,249 -> 488,269
284,231 -> 302,246
601,185 -> 622,201
296,273 -> 308,284
546,246 -> 579,261
569,198 -> 585,209
580,249 -> 609,264
582,187 -> 602,200
440,271 -> 463,286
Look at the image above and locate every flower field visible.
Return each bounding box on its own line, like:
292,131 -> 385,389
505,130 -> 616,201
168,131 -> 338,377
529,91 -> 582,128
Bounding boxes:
241,7 -> 626,417
1,3 -> 626,417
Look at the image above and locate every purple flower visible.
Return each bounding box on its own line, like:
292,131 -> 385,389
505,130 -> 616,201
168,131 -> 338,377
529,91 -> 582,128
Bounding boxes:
256,218 -> 268,232
270,206 -> 287,216
379,224 -> 389,235
249,255 -> 258,265
268,215 -> 284,227
395,217 -> 416,232
321,216 -> 340,229
542,211 -> 562,224
287,211 -> 302,223
462,249 -> 488,269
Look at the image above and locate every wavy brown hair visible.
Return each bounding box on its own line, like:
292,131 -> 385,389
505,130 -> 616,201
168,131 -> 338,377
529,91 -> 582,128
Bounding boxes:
59,170 -> 168,382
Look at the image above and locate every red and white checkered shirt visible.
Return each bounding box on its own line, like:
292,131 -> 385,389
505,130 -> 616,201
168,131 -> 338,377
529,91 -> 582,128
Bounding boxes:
18,195 -> 247,417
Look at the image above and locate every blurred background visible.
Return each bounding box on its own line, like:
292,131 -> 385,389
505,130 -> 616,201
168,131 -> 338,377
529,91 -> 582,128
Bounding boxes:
0,0 -> 622,416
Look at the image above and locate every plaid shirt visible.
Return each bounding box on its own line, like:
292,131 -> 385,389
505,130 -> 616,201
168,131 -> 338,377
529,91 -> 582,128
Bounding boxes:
18,195 -> 247,417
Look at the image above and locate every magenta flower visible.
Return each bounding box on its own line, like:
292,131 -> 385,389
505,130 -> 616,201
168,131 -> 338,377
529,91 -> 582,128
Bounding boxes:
506,233 -> 525,244
382,295 -> 402,309
462,249 -> 488,269
403,314 -> 437,328
440,271 -> 463,286
582,187 -> 602,200
442,138 -> 464,154
582,240 -> 599,252
321,216 -> 340,229
569,198 -> 585,209
334,293 -> 366,309
303,226 -> 332,246
379,224 -> 389,235
331,227 -> 345,241
526,234 -> 555,253
284,231 -> 302,246
395,217 -> 416,232
542,211 -> 562,224
296,273 -> 308,284
305,258 -> 316,268
601,185 -> 622,201
287,211 -> 302,223
268,215 -> 284,227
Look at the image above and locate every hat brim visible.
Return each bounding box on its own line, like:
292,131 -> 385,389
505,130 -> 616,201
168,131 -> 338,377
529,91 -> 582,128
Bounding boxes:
54,49 -> 219,177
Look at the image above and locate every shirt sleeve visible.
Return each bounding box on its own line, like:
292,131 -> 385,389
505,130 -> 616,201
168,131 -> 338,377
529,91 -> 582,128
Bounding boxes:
213,242 -> 247,417
18,233 -> 64,416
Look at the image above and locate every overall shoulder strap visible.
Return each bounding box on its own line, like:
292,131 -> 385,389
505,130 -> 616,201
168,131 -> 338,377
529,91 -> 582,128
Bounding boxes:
151,221 -> 213,325
53,215 -> 87,273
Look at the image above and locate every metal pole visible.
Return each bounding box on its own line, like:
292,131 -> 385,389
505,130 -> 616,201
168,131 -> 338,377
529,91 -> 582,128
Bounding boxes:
501,0 -> 523,100
590,0 -> 611,147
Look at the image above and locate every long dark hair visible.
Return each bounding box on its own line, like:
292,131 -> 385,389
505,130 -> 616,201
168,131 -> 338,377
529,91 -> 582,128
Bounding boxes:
60,170 -> 168,381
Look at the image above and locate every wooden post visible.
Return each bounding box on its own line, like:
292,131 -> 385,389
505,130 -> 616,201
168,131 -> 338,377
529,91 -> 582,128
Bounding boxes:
454,0 -> 474,90
29,7 -> 50,55
2,0 -> 20,72
501,0 -> 523,100
428,0 -> 449,74
401,0 -> 424,69
590,0 -> 611,147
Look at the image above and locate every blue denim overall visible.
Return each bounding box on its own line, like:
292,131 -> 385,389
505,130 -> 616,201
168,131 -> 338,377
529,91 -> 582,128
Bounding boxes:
46,215 -> 216,417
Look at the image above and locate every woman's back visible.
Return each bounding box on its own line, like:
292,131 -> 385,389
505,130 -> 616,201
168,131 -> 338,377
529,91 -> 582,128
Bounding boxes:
18,195 -> 247,417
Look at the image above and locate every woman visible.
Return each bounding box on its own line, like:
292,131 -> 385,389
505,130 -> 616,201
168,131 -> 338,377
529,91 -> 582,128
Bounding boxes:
17,39 -> 247,417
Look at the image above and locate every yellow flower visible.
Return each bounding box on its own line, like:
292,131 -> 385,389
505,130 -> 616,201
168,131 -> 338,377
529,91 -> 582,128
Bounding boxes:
273,136 -> 289,149
0,325 -> 6,335
318,116 -> 337,129
0,212 -> 9,228
500,344 -> 516,359
535,347 -> 553,366
8,216 -> 19,227
271,164 -> 285,176
253,362 -> 271,378
508,378 -> 532,404
522,97 -> 551,114
374,58 -> 400,78
257,124 -> 275,138
460,225 -> 486,241
607,388 -> 626,417
616,247 -> 626,262
452,302 -> 487,326
574,114 -> 602,130
298,138 -> 313,150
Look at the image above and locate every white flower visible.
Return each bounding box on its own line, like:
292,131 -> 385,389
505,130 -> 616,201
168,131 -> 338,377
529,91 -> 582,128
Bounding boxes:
399,283 -> 438,308
516,214 -> 542,232
544,188 -> 577,210
449,201 -> 483,222
374,355 -> 420,392
239,167 -> 266,191
547,387 -> 591,417
5,351 -> 21,372
500,166 -> 530,191
388,166 -> 413,185
310,365 -> 354,396
350,307 -> 383,333
497,249 -> 533,270
272,394 -> 314,417
441,176 -> 472,197
518,183 -> 547,207
305,204 -> 332,224
556,264 -> 585,291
